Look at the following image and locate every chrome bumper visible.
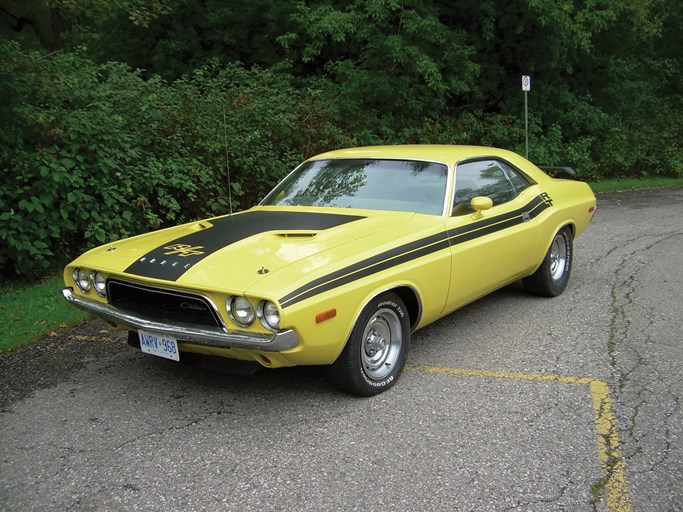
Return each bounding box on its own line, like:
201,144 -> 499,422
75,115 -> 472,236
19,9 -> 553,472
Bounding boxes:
62,288 -> 300,352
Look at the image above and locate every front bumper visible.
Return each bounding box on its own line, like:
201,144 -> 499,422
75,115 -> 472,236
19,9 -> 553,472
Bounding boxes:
62,288 -> 300,352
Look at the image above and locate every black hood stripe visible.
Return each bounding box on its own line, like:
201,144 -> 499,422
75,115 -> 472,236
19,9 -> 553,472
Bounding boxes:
279,195 -> 552,308
124,211 -> 364,281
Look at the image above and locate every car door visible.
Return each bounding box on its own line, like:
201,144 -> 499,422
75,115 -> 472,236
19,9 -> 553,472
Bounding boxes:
443,158 -> 548,314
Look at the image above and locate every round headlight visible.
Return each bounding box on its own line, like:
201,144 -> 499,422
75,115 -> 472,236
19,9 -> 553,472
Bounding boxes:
74,268 -> 91,293
93,272 -> 107,297
227,296 -> 255,326
258,300 -> 281,330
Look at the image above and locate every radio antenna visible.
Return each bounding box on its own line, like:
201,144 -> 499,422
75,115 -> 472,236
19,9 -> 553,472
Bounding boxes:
222,104 -> 233,215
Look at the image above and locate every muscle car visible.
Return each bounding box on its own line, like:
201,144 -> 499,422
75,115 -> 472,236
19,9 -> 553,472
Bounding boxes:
62,145 -> 596,395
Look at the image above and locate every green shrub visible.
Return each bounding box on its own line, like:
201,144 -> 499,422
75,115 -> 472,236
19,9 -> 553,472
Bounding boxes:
1,18 -> 680,281
0,44 -> 351,279
0,43 -> 225,277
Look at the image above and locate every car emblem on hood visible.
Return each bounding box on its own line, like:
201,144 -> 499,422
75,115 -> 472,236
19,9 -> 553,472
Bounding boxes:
163,244 -> 206,257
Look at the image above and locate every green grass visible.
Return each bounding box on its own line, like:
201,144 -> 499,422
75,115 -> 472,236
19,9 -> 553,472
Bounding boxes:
0,274 -> 89,352
1,178 -> 681,353
589,176 -> 683,193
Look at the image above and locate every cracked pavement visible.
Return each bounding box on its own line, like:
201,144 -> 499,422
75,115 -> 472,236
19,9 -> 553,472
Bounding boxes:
589,189 -> 683,511
1,187 -> 681,511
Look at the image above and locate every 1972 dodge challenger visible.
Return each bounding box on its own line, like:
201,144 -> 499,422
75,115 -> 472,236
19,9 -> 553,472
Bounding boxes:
62,145 -> 596,395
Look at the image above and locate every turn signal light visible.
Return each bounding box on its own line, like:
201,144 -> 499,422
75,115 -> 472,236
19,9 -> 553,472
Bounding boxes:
316,308 -> 337,323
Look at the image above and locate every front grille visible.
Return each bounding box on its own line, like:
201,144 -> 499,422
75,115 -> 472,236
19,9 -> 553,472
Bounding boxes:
107,280 -> 222,329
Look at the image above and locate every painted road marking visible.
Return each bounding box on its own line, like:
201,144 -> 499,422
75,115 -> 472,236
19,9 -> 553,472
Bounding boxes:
407,364 -> 632,512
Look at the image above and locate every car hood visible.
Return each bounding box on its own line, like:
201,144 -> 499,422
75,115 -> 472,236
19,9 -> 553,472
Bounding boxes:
80,207 -> 424,295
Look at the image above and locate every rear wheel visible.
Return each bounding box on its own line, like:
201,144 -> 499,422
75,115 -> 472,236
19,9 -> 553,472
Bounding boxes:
523,226 -> 573,297
326,292 -> 410,396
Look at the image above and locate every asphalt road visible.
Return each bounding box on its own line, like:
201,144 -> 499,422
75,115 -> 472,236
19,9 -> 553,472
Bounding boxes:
1,187 -> 682,512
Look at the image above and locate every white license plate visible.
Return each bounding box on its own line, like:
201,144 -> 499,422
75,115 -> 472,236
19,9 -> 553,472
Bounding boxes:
138,330 -> 180,361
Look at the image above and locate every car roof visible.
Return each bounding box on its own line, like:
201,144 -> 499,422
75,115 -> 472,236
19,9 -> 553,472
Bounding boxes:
308,145 -> 523,164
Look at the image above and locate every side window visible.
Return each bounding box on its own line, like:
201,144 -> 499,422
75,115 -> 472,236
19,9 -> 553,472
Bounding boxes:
451,159 -> 531,216
499,161 -> 532,194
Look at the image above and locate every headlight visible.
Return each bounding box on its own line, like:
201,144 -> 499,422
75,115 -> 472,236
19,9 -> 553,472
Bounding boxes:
227,296 -> 255,326
73,268 -> 91,293
258,300 -> 281,330
93,271 -> 107,297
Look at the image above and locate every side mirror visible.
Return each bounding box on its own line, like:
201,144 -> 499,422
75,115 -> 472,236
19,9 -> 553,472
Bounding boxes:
470,196 -> 493,220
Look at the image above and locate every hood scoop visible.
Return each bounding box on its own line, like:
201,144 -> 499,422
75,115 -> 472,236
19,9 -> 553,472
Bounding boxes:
274,232 -> 318,239
190,221 -> 213,231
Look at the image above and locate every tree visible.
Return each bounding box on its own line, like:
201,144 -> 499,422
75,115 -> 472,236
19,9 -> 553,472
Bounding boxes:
276,0 -> 479,143
0,0 -> 171,51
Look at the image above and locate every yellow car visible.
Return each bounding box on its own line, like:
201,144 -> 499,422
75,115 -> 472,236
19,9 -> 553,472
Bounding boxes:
62,145 -> 596,395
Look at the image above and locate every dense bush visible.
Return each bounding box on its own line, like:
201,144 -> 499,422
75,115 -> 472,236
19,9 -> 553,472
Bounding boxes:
0,43 -> 221,277
0,42 -> 350,278
0,0 -> 680,279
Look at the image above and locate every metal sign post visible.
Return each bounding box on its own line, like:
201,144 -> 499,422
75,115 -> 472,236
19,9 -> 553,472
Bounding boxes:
522,75 -> 531,159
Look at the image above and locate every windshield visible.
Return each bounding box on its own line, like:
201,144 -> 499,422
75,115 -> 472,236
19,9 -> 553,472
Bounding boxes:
261,159 -> 448,215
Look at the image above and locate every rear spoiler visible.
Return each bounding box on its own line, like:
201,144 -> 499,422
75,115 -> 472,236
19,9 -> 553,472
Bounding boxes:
538,166 -> 577,179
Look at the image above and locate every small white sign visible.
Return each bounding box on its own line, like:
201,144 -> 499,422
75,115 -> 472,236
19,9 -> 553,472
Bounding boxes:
522,75 -> 531,91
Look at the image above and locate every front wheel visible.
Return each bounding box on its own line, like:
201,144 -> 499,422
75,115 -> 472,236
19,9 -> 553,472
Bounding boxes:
326,292 -> 410,396
523,226 -> 573,297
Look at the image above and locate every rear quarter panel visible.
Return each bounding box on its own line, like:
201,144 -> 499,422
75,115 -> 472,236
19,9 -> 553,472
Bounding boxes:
541,179 -> 596,239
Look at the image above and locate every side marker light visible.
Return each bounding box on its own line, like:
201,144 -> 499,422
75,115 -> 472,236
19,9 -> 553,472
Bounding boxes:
316,308 -> 337,324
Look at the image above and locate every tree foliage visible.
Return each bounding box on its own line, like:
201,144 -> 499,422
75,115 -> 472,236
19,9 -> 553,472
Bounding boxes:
0,0 -> 680,278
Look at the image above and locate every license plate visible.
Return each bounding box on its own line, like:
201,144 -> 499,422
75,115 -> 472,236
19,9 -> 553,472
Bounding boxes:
138,330 -> 180,361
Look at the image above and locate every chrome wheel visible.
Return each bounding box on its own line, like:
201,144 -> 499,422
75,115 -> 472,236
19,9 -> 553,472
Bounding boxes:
523,226 -> 573,297
549,233 -> 568,281
362,308 -> 402,381
326,292 -> 410,396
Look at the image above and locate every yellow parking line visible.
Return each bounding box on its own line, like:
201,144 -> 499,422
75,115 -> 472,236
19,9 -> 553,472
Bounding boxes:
589,380 -> 632,512
406,364 -> 632,512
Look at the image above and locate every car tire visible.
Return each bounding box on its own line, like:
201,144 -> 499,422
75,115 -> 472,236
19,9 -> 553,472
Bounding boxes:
523,226 -> 573,297
326,292 -> 410,396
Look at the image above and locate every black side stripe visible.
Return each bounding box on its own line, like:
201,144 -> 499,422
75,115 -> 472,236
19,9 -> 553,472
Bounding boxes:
124,211 -> 364,282
279,233 -> 450,308
446,195 -> 547,245
279,195 -> 552,308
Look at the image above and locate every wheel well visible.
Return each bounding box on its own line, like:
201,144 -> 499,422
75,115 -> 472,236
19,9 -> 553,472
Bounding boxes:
563,223 -> 576,237
544,223 -> 574,253
391,286 -> 421,331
